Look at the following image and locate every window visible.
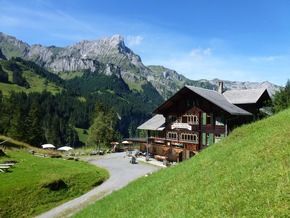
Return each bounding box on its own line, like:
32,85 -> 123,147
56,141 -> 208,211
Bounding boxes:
203,113 -> 213,125
167,131 -> 177,140
168,115 -> 177,123
215,134 -> 225,143
215,115 -> 225,126
183,113 -> 199,124
180,133 -> 199,143
185,96 -> 194,107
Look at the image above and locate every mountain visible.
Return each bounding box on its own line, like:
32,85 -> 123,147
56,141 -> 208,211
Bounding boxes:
0,49 -> 7,60
0,32 -> 280,98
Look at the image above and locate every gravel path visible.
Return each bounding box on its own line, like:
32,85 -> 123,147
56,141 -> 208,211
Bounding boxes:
36,152 -> 162,218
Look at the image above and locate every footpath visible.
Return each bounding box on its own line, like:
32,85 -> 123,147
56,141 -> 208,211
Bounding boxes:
135,155 -> 167,168
36,152 -> 164,218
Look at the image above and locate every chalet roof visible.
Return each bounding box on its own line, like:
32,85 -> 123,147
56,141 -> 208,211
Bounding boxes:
185,85 -> 252,115
139,86 -> 256,131
223,88 -> 268,104
137,114 -> 165,130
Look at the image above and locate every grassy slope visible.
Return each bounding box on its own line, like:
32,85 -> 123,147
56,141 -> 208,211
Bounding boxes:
0,137 -> 109,218
0,59 -> 63,95
74,109 -> 290,218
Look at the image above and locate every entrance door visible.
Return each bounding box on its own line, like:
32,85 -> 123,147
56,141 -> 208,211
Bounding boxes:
179,152 -> 183,162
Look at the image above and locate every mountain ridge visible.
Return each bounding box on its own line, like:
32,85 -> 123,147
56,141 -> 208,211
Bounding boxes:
0,32 -> 280,97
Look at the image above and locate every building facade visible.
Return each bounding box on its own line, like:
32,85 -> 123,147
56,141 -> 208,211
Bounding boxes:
137,83 -> 271,162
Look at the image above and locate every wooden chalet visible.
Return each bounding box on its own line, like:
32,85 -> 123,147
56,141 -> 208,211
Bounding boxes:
137,82 -> 271,162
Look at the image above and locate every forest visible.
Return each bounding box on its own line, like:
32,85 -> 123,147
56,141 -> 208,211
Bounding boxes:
0,57 -> 164,148
1,56 -> 290,149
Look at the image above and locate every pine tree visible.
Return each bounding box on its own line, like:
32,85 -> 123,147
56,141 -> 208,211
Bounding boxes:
272,79 -> 290,113
0,64 -> 9,83
87,111 -> 114,149
26,102 -> 46,147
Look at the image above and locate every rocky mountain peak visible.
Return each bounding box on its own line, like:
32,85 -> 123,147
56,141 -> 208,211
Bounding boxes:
109,35 -> 125,47
0,32 -> 27,47
0,32 -> 281,98
0,32 -> 30,58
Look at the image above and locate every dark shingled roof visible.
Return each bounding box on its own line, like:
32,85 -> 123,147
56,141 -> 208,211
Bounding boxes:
141,85 -> 255,130
185,85 -> 252,115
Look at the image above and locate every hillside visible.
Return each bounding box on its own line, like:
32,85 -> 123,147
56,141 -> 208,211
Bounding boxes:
0,57 -> 64,95
0,57 -> 164,145
74,108 -> 290,217
0,135 -> 109,218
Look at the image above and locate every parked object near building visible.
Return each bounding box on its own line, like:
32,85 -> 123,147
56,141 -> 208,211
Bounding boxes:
136,83 -> 271,162
130,155 -> 137,164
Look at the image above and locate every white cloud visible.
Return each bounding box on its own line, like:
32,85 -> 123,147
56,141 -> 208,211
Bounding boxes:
126,35 -> 144,47
189,48 -> 212,59
250,55 -> 286,63
143,48 -> 289,85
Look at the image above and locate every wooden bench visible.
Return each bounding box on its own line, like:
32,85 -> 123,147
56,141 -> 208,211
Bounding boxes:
0,163 -> 14,167
154,155 -> 167,161
0,166 -> 10,172
0,163 -> 14,172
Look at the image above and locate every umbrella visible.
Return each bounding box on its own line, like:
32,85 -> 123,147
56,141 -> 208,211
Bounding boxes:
57,146 -> 73,151
42,144 -> 55,149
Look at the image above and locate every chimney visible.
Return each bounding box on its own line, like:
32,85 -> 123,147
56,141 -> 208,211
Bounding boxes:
218,81 -> 224,94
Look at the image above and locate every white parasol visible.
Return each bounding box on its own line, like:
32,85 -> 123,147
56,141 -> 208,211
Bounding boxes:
57,146 -> 73,151
42,144 -> 55,149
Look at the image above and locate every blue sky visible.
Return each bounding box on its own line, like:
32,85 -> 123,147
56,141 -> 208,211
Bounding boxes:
0,0 -> 289,86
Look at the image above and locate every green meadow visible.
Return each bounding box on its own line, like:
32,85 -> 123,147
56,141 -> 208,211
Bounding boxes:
73,108 -> 290,218
0,108 -> 289,218
0,138 -> 109,218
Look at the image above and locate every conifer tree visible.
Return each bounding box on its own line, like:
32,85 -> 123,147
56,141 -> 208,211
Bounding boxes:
26,102 -> 46,147
0,64 -> 9,83
87,102 -> 114,149
272,79 -> 290,113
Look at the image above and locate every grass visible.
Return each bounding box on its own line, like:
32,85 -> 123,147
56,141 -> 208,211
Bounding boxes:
75,127 -> 88,145
0,137 -> 109,218
0,59 -> 63,95
23,70 -> 63,94
123,78 -> 145,92
0,73 -> 63,96
73,109 -> 290,218
58,71 -> 84,80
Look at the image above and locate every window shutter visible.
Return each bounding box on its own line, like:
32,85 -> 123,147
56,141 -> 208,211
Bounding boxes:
202,133 -> 206,145
202,113 -> 207,125
210,113 -> 214,125
209,133 -> 214,145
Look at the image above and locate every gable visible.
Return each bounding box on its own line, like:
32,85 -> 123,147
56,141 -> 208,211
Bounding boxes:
154,86 -> 252,116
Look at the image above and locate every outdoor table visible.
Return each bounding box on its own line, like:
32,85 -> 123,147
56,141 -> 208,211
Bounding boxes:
0,163 -> 14,167
0,166 -> 10,172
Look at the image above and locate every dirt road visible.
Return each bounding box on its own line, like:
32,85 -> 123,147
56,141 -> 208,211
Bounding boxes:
36,152 -> 162,218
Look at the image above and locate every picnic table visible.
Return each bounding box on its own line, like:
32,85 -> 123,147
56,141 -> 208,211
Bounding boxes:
0,163 -> 14,172
0,165 -> 10,172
